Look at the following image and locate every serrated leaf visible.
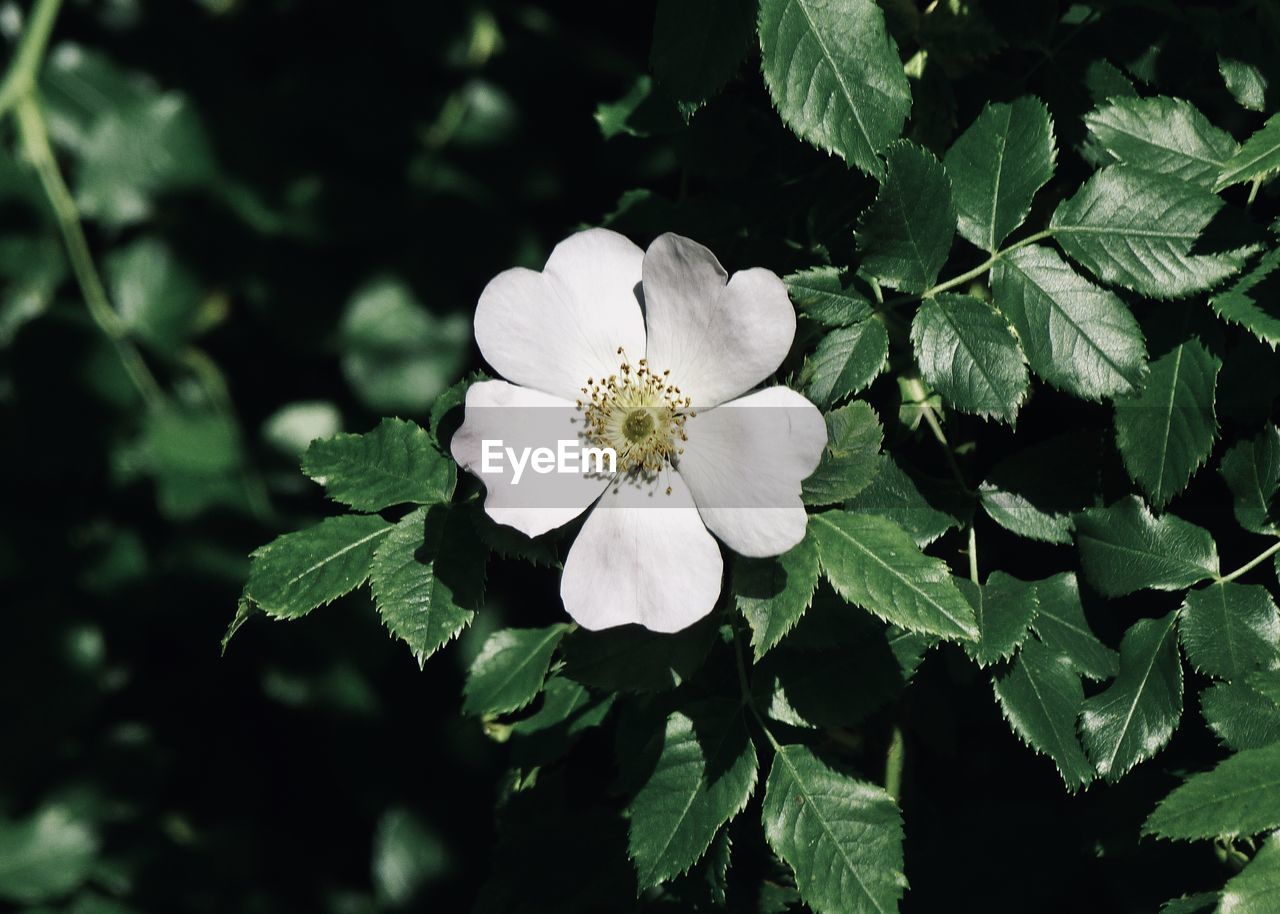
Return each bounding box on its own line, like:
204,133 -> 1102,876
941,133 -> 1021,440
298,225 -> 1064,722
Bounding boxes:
466,504 -> 561,568
1220,833 -> 1280,914
734,534 -> 821,660
911,294 -> 1028,422
1080,611 -> 1183,781
1084,96 -> 1237,189
369,506 -> 484,664
855,141 -> 957,293
627,700 -> 758,889
1075,497 -> 1219,598
1211,246 -> 1280,349
992,244 -> 1147,400
800,321 -> 889,407
761,745 -> 906,914
650,0 -> 754,112
462,625 -> 570,717
992,637 -> 1095,791
1217,113 -> 1280,191
0,808 -> 98,904
1179,582 -> 1280,680
802,402 -> 883,506
1201,675 -> 1280,750
980,433 -> 1102,544
245,513 -> 392,619
757,0 -> 911,177
1221,425 -> 1280,535
1114,321 -> 1222,508
1030,572 -> 1118,681
302,417 -> 455,512
958,571 -> 1038,667
943,96 -> 1055,252
846,456 -> 964,546
429,371 -> 486,450
1050,165 -> 1251,299
1160,893 -> 1219,914
560,618 -> 715,693
1145,742 -> 1280,840
1219,54 -> 1268,113
786,267 -> 874,326
811,511 -> 977,641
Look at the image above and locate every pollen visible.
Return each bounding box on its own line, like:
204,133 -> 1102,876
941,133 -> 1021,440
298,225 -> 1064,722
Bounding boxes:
578,349 -> 692,478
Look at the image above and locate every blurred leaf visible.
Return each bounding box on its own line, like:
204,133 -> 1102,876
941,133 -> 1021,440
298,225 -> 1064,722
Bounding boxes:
372,807 -> 449,906
0,807 -> 98,904
0,234 -> 65,347
261,401 -> 342,458
340,278 -> 469,415
104,237 -> 204,352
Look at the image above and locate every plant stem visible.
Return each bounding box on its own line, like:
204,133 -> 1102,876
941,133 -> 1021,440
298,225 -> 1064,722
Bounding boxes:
884,724 -> 905,802
1217,540 -> 1280,585
968,525 -> 980,585
0,0 -> 63,118
901,375 -> 973,495
733,626 -> 781,750
14,94 -> 164,410
887,230 -> 1054,307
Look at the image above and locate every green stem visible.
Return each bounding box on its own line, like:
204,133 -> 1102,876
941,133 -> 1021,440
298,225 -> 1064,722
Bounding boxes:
888,230 -> 1054,307
968,525 -> 980,586
0,0 -> 63,118
14,94 -> 164,410
1217,540 -> 1280,585
901,375 -> 973,495
733,626 -> 781,750
884,725 -> 905,802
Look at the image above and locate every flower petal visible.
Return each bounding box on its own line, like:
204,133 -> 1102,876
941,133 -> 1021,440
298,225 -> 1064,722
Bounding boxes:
475,228 -> 646,400
450,379 -> 610,537
642,233 -> 796,406
676,386 -> 826,557
560,472 -> 723,632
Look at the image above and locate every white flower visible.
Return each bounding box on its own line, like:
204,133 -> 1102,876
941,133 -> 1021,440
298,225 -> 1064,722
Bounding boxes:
451,229 -> 827,633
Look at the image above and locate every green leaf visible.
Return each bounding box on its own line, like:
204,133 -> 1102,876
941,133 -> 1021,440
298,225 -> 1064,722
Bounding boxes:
245,513 -> 392,619
627,700 -> 758,889
369,506 -> 485,665
1159,893 -> 1219,914
1221,425 -> 1280,535
0,807 -> 97,904
992,637 -> 1095,792
802,402 -> 883,506
980,433 -> 1102,545
1080,611 -> 1183,781
302,417 -> 456,512
959,571 -> 1038,667
1113,321 -> 1222,509
800,321 -> 889,407
340,277 -> 469,414
846,457 -> 964,546
261,401 -> 342,458
1179,582 -> 1280,681
855,141 -> 957,293
1075,497 -> 1219,597
1217,113 -> 1280,191
1210,246 -> 1280,349
786,267 -> 874,326
1050,165 -> 1251,299
1201,675 -> 1280,750
104,237 -> 205,352
1030,572 -> 1118,681
735,534 -> 821,660
1145,741 -> 1280,840
811,511 -> 978,641
428,371 -> 485,450
462,625 -> 569,718
1083,96 -> 1237,189
943,96 -> 1055,252
650,0 -> 754,112
1220,833 -> 1280,914
758,0 -> 911,177
761,745 -> 906,914
1219,53 -> 1268,112
372,807 -> 449,906
911,294 -> 1028,422
560,618 -> 715,693
991,244 -> 1146,401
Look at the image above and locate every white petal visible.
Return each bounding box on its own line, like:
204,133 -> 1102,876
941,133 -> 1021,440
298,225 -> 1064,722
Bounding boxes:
475,228 -> 646,401
450,380 -> 609,537
642,233 -> 796,406
560,472 -> 722,633
676,386 -> 826,558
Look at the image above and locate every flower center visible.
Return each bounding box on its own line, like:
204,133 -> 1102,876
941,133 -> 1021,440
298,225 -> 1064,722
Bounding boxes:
578,348 -> 692,478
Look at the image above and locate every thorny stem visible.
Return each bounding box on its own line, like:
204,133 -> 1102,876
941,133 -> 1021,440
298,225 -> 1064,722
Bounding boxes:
14,93 -> 164,410
1217,540 -> 1280,585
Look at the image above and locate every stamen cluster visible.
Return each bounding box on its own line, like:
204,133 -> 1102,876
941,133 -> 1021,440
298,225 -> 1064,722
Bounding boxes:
577,348 -> 692,477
